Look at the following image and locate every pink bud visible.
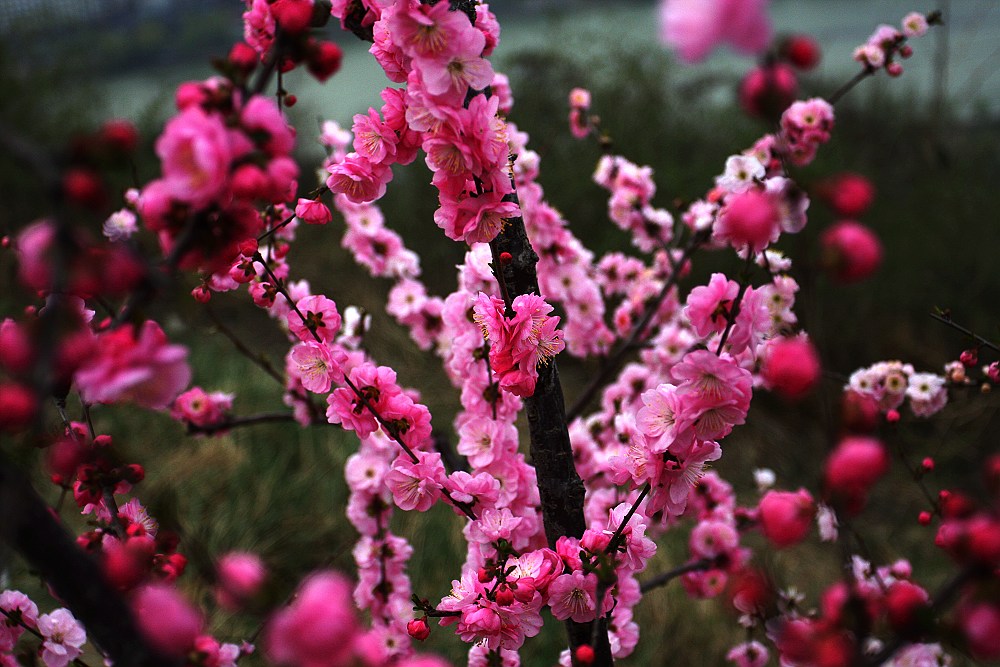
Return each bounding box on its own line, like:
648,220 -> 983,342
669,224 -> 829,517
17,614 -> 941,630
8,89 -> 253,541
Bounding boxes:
818,172 -> 875,217
823,436 -> 889,514
738,63 -> 798,119
307,41 -> 343,82
885,581 -> 929,636
958,601 -> 1000,660
782,35 -> 821,70
295,198 -> 333,225
716,189 -> 780,253
406,617 -> 430,641
216,552 -> 268,611
761,337 -> 821,400
758,489 -> 816,548
820,220 -> 882,283
131,583 -> 203,657
269,0 -> 314,33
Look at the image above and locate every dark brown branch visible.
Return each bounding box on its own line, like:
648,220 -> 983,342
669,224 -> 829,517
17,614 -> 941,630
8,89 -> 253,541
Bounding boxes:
186,411 -> 302,435
930,311 -> 1000,354
639,558 -> 715,594
0,452 -> 180,667
489,192 -> 613,665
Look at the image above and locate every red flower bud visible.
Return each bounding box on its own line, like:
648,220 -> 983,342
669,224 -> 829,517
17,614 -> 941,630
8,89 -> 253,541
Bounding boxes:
782,34 -> 821,70
406,617 -> 430,641
574,645 -> 595,665
307,41 -> 343,82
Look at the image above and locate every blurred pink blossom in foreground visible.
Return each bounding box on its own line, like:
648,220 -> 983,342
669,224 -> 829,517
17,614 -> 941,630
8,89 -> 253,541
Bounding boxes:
659,0 -> 773,63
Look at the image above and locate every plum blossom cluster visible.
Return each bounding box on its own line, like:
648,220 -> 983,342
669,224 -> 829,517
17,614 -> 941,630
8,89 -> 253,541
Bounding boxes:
473,293 -> 565,398
140,80 -> 300,273
853,11 -> 938,77
325,1 -> 518,246
6,2 -> 989,667
846,360 -> 948,419
0,593 -> 86,667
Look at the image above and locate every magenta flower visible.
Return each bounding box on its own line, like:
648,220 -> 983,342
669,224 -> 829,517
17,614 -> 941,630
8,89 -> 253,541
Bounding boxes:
75,320 -> 191,410
155,106 -> 232,208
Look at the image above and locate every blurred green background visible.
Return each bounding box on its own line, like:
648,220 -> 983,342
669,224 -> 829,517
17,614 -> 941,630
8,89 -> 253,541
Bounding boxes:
1,0 -> 999,665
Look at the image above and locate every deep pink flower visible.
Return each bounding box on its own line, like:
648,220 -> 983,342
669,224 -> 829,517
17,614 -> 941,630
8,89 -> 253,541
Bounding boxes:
758,488 -> 816,547
241,96 -> 295,157
385,451 -> 446,512
821,220 -> 882,283
761,336 -> 821,399
547,572 -> 601,623
684,273 -> 739,339
714,189 -> 781,253
215,552 -> 268,611
171,386 -> 234,428
264,572 -> 359,667
132,584 -> 203,657
295,198 -> 333,225
155,106 -> 232,208
75,321 -> 191,410
326,153 -> 393,204
288,295 -> 341,343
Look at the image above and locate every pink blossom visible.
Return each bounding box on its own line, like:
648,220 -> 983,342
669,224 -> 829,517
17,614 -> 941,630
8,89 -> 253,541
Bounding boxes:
295,198 -> 333,225
467,508 -> 523,544
132,583 -> 203,657
171,386 -> 234,428
215,552 -> 267,611
547,572 -> 602,623
758,488 -> 816,547
385,451 -> 446,512
36,609 -> 86,667
385,2 -> 474,60
288,341 -> 344,394
241,96 -> 295,157
76,321 -> 191,410
326,153 -> 393,204
659,0 -> 772,64
714,189 -> 781,253
155,106 -> 232,208
726,641 -> 769,667
351,107 -> 398,164
0,591 -> 37,650
264,572 -> 359,667
288,295 -> 341,343
684,273 -> 739,339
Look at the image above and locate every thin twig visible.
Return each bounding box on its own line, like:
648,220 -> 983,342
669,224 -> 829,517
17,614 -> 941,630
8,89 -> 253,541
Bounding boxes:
639,558 -> 714,594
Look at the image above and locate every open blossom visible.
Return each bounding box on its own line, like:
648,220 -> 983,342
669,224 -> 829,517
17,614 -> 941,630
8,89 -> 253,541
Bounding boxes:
473,292 -> 565,397
385,451 -> 446,512
547,572 -> 609,623
37,609 -> 86,667
171,386 -> 234,428
155,106 -> 232,208
0,591 -> 38,650
75,320 -> 191,410
288,341 -> 346,394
